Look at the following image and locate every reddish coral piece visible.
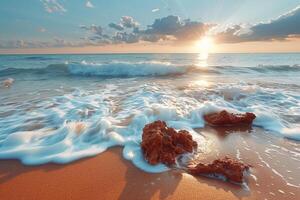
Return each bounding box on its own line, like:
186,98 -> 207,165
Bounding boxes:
141,120 -> 198,165
188,156 -> 250,183
204,110 -> 256,126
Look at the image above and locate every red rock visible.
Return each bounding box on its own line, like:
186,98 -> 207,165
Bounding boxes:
141,120 -> 198,165
204,110 -> 256,126
188,156 -> 250,183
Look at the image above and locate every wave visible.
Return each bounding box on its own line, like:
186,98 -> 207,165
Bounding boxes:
248,64 -> 300,73
0,64 -> 69,77
68,61 -> 190,77
0,61 -> 194,77
0,61 -> 299,78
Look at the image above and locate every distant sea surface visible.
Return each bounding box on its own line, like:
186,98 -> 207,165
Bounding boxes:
0,53 -> 299,197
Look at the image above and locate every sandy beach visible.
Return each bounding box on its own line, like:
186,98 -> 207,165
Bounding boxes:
0,147 -> 250,200
1,127 -> 299,200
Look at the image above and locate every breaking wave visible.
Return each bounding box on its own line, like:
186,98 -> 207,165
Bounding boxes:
68,61 -> 190,77
1,61 -> 299,78
0,61 -> 193,77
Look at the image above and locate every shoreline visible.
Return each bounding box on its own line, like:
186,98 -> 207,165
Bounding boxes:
0,127 -> 299,200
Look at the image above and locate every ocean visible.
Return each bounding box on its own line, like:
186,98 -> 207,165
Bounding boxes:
0,53 -> 299,197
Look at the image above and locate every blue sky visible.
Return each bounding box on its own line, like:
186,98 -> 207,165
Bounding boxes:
0,0 -> 300,52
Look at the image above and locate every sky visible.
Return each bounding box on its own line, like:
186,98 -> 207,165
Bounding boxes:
0,0 -> 300,54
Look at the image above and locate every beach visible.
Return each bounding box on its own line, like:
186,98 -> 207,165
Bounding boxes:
1,1 -> 300,199
0,53 -> 300,199
0,148 -> 241,200
0,148 -> 271,200
0,127 -> 299,200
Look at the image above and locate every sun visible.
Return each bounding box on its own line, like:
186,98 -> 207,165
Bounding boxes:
195,36 -> 214,67
196,36 -> 215,54
196,36 -> 214,59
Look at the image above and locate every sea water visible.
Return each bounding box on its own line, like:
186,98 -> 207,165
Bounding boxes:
0,54 -> 299,189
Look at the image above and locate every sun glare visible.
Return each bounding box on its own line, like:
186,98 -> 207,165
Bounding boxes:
196,36 -> 214,57
198,37 -> 214,51
195,36 -> 214,67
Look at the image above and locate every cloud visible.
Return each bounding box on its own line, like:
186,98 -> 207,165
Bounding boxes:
108,23 -> 124,31
142,15 -> 211,41
112,32 -> 139,44
80,24 -> 104,36
217,6 -> 300,43
146,15 -> 182,35
40,0 -> 66,13
0,38 -> 83,49
52,37 -> 78,47
120,16 -> 139,28
108,16 -> 138,31
1,15 -> 210,49
108,15 -> 209,44
85,1 -> 94,8
152,8 -> 160,13
80,24 -> 111,45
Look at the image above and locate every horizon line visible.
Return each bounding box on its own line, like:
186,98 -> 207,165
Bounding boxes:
1,51 -> 300,56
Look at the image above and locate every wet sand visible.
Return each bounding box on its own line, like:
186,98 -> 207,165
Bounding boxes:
0,128 -> 299,200
0,148 -> 242,200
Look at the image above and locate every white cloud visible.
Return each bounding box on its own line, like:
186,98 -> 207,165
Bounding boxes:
108,16 -> 139,31
40,0 -> 66,13
120,16 -> 139,28
152,8 -> 160,13
86,1 -> 94,8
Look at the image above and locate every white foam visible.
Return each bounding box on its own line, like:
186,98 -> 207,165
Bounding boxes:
282,127 -> 300,141
253,111 -> 285,132
209,83 -> 300,141
123,144 -> 169,173
0,86 -> 207,172
217,84 -> 260,100
0,79 -> 299,173
253,112 -> 300,141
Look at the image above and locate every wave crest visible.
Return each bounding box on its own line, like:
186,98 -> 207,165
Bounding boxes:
68,61 -> 189,77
